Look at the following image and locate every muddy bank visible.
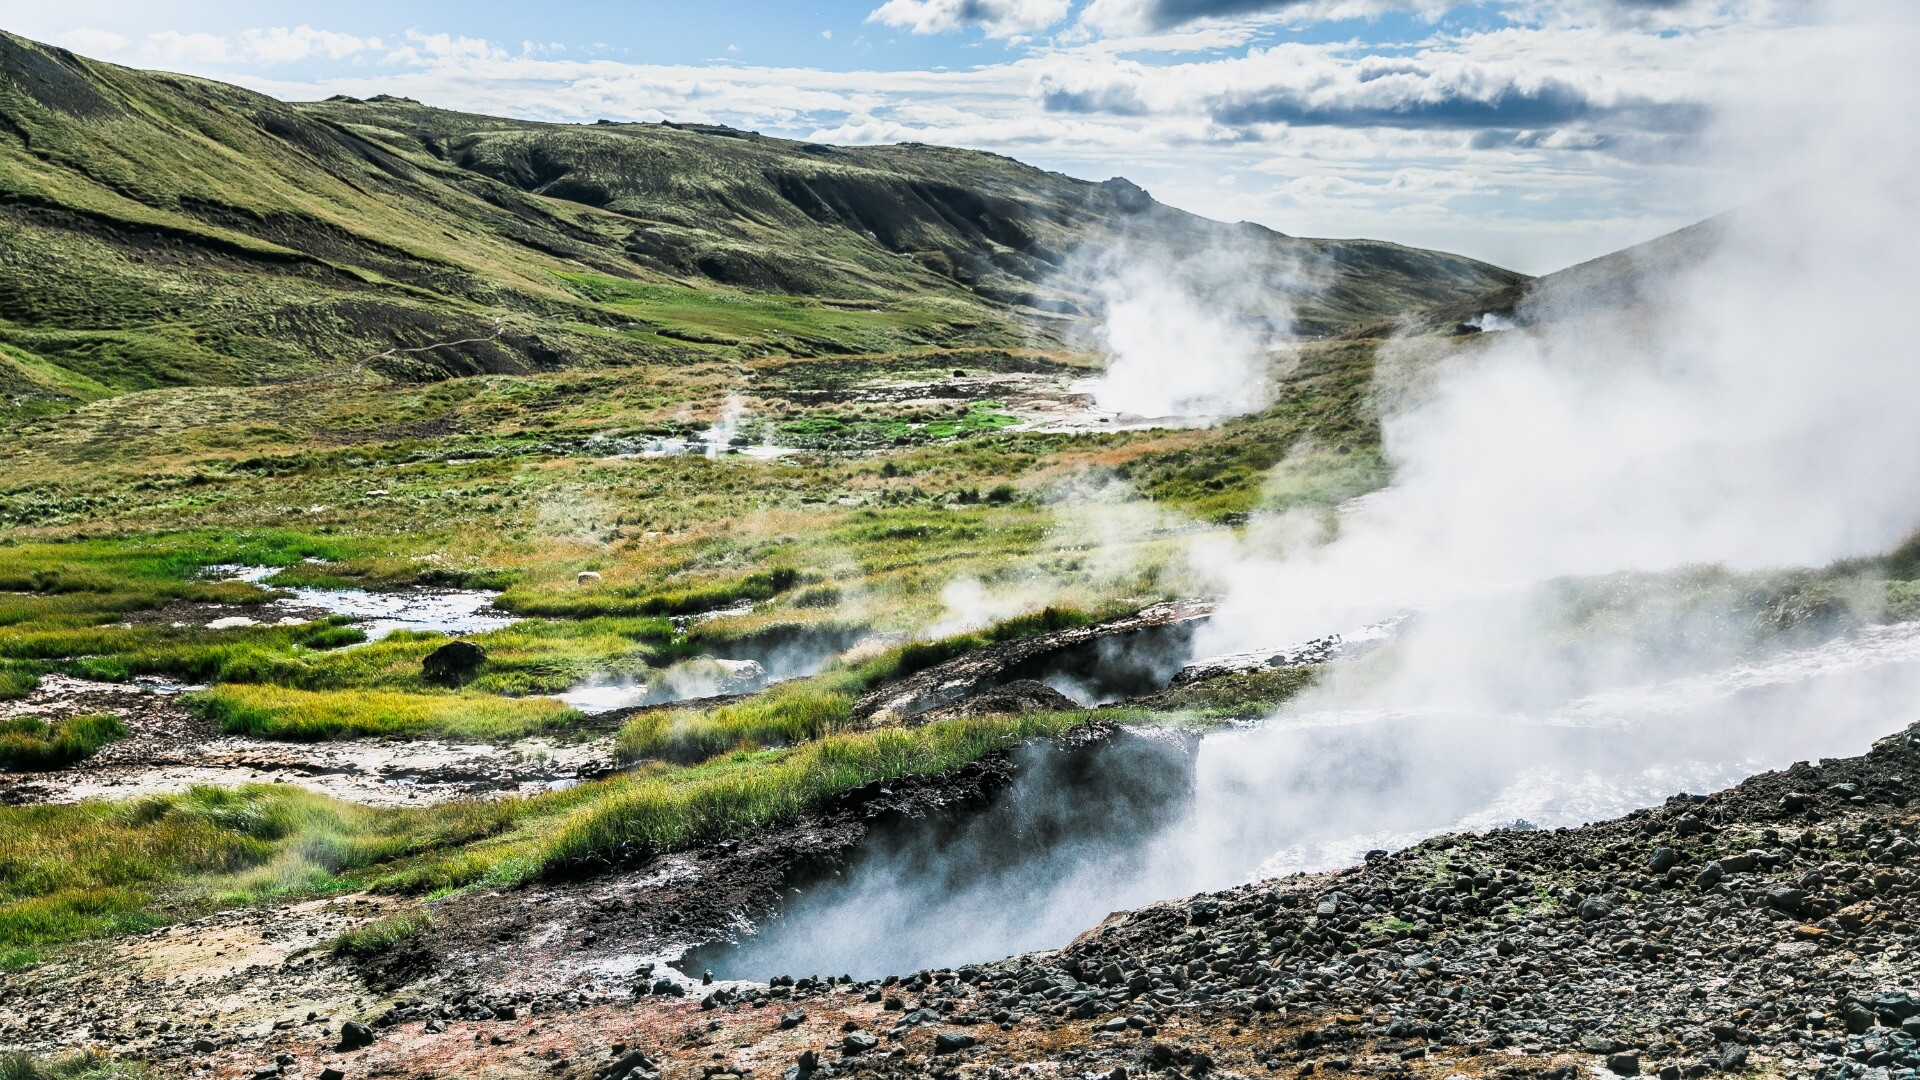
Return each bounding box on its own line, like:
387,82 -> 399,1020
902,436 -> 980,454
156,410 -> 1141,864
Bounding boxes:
0,733 -> 1055,1066
0,675 -> 612,806
850,600 -> 1214,726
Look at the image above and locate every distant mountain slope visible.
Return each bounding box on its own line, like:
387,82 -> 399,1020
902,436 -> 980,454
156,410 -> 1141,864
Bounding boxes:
0,31 -> 1524,403
1342,210 -> 1736,341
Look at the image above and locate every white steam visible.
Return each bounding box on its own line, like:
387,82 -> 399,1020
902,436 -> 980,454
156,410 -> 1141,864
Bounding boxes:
688,2 -> 1920,982
1071,242 -> 1293,421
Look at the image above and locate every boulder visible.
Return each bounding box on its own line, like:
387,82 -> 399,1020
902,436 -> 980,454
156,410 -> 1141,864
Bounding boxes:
934,1032 -> 979,1054
422,640 -> 487,686
338,1020 -> 375,1051
842,1032 -> 879,1055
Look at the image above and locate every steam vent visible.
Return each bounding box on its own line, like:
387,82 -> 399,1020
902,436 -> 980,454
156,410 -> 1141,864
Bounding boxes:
3,10 -> 1919,1080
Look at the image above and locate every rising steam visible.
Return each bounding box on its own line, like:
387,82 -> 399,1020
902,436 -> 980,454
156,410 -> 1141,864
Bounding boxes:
1069,240 -> 1294,421
689,2 -> 1920,981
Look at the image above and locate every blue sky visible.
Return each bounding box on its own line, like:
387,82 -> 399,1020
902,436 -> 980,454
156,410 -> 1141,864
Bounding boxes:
0,1 -> 1825,273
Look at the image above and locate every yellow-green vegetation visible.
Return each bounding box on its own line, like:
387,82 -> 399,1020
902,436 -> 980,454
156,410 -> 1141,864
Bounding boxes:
1118,666 -> 1322,725
189,685 -> 582,742
0,713 -> 1092,962
330,909 -> 433,958
548,712 -> 1095,871
0,714 -> 125,771
0,661 -> 39,700
0,1050 -> 151,1080
618,607 -> 1096,763
621,681 -> 853,765
0,784 -> 529,967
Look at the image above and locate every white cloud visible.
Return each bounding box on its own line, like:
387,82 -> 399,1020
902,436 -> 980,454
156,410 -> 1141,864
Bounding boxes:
53,28 -> 129,56
868,0 -> 1074,38
141,31 -> 232,65
238,26 -> 380,64
135,26 -> 381,67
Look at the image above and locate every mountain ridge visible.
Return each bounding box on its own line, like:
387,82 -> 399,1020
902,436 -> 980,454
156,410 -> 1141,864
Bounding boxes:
0,30 -> 1523,414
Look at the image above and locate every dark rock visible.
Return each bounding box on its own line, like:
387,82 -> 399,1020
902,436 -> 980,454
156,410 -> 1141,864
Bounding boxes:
338,1021 -> 375,1051
1782,792 -> 1812,811
780,1011 -> 807,1030
1607,1052 -> 1641,1076
422,641 -> 487,686
933,1032 -> 979,1054
1717,1046 -> 1748,1072
842,1032 -> 879,1055
1695,863 -> 1725,890
321,1071 -> 345,1080
1648,847 -> 1678,874
251,1068 -> 280,1080
1857,992 -> 1920,1021
1578,897 -> 1615,920
1766,886 -> 1807,913
596,1051 -> 657,1080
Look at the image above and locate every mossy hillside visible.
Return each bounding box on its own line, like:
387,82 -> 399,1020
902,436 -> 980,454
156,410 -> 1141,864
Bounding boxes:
0,30 -> 1522,416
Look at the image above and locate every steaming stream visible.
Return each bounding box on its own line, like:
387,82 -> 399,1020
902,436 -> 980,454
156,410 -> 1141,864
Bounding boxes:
682,621 -> 1920,981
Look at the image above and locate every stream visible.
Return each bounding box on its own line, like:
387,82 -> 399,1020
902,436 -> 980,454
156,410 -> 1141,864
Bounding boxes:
681,620 -> 1920,981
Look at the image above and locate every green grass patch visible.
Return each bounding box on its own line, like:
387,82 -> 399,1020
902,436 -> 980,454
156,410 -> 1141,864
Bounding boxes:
1120,666 -> 1320,725
496,567 -> 805,619
0,784 -> 533,952
0,1049 -> 153,1080
0,661 -> 39,700
618,680 -> 855,764
0,714 -> 125,771
188,685 -> 582,742
617,606 -> 1094,764
549,711 -> 1092,872
330,909 -> 432,958
0,713 -> 1096,950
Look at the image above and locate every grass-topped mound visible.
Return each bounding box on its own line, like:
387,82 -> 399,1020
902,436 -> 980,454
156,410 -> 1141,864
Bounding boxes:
0,712 -> 1098,963
0,714 -> 124,771
188,685 -> 582,742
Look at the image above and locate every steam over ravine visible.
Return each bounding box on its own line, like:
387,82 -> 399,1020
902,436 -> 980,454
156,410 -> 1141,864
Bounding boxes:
687,4 -> 1920,982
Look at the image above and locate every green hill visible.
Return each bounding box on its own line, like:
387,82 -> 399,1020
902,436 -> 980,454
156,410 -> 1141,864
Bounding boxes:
0,31 -> 1522,412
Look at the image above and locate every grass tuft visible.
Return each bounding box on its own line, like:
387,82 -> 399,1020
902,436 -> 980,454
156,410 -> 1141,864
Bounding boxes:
330,909 -> 432,958
187,684 -> 582,742
0,714 -> 125,771
550,712 -> 1091,873
0,1050 -> 152,1080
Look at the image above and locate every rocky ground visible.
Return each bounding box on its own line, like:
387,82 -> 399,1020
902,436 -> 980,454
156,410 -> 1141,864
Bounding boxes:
10,715 -> 1915,1080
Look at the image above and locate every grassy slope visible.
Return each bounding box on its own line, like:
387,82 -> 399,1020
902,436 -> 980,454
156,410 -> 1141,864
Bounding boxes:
0,31 -> 1523,420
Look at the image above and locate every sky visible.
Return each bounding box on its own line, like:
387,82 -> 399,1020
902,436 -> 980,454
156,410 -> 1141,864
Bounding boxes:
0,1 -> 1834,274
